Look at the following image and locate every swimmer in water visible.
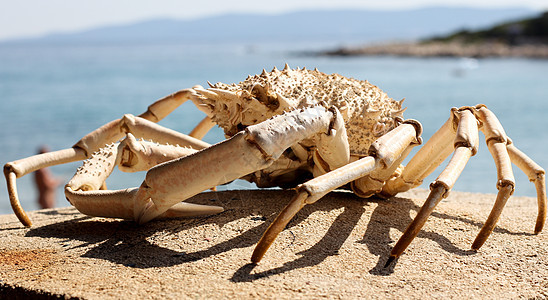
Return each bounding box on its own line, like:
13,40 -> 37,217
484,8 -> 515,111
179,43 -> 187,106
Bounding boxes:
34,146 -> 62,209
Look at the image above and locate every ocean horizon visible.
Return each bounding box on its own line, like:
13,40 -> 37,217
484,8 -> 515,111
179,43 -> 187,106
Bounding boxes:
1,41 -> 547,215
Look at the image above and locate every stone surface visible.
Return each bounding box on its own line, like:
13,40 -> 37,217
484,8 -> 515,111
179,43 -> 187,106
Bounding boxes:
1,189 -> 546,299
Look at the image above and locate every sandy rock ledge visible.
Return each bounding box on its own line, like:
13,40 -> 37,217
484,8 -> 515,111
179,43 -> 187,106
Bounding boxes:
0,189 -> 546,299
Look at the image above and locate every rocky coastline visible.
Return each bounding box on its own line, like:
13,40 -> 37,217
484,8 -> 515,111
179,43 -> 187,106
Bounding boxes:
321,41 -> 548,59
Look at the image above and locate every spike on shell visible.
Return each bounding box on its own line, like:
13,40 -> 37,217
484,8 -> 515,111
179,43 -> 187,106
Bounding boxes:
398,98 -> 405,109
390,107 -> 407,117
283,63 -> 290,71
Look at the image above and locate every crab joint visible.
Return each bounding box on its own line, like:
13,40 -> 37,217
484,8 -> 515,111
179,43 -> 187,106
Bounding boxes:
118,133 -> 199,173
353,120 -> 422,198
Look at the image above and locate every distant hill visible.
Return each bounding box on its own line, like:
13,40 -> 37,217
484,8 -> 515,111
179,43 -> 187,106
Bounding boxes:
1,7 -> 537,47
320,11 -> 548,58
428,11 -> 548,45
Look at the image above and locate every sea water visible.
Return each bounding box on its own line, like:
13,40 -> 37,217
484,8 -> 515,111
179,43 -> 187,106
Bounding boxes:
1,41 -> 547,215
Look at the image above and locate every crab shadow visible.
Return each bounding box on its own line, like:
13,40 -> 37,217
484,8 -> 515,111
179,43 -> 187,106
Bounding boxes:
24,189 -> 529,278
25,190 -> 276,268
231,191 -> 532,281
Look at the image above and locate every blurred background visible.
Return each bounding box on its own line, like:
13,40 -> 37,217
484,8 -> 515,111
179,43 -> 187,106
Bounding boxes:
1,0 -> 547,213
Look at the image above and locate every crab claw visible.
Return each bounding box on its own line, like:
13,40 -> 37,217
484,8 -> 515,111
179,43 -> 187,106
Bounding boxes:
133,182 -> 224,224
66,186 -> 223,220
65,187 -> 139,219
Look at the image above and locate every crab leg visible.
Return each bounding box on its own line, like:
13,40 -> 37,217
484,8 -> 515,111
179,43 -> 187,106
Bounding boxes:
251,120 -> 422,263
138,88 -> 199,122
5,114 -> 129,226
471,106 -> 515,249
5,119 -> 208,226
386,108 -> 478,266
381,114 -> 457,196
4,148 -> 87,226
507,143 -> 547,233
102,114 -> 210,151
67,134 -> 201,192
133,106 -> 350,224
189,117 -> 216,139
4,89 -> 206,226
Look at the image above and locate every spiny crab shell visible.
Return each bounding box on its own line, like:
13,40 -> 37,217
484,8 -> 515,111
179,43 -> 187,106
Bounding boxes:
194,66 -> 406,157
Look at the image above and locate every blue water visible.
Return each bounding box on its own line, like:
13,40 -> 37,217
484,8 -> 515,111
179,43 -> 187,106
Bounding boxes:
1,41 -> 547,215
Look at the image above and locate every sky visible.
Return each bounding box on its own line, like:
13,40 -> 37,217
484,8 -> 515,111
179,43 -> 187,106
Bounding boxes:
1,0 -> 547,41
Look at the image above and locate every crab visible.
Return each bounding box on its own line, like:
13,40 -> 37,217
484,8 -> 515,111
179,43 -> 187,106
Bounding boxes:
4,65 -> 546,266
